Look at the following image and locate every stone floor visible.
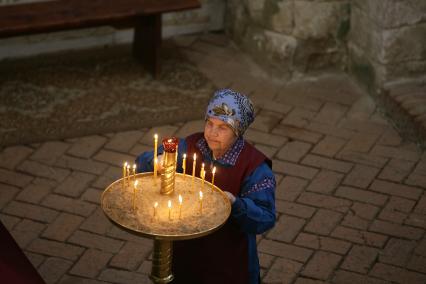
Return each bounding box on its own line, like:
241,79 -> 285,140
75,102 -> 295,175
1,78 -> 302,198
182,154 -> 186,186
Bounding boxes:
0,32 -> 425,284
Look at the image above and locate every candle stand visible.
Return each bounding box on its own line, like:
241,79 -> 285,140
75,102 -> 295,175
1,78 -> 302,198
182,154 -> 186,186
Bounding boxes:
101,172 -> 230,283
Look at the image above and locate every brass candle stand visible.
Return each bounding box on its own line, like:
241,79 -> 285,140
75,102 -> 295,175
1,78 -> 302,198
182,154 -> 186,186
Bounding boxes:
101,172 -> 230,283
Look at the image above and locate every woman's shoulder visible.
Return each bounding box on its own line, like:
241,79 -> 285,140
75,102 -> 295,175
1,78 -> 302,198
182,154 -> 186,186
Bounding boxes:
242,140 -> 272,169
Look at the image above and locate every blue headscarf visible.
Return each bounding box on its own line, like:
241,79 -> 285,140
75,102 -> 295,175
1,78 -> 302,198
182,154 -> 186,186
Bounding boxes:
205,89 -> 255,136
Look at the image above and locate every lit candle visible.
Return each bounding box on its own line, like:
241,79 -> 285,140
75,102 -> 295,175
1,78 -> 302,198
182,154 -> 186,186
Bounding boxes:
199,191 -> 203,214
122,162 -> 128,189
192,153 -> 197,180
168,200 -> 172,220
154,134 -> 158,178
182,154 -> 187,176
200,163 -> 205,178
154,157 -> 158,179
126,164 -> 131,186
132,180 -> 139,210
132,164 -> 136,182
212,166 -> 216,187
179,194 -> 182,219
153,202 -> 158,218
201,163 -> 205,188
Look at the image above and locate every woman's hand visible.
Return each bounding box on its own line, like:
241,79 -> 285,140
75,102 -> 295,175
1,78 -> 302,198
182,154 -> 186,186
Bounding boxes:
224,191 -> 236,204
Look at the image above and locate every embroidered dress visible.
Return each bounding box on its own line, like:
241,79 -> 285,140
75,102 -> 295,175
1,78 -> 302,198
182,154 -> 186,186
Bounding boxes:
136,133 -> 276,284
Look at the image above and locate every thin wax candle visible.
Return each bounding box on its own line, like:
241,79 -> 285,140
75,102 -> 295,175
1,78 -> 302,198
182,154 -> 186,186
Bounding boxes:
182,154 -> 187,176
132,180 -> 138,210
132,164 -> 136,181
154,134 -> 158,178
153,202 -> 158,218
192,153 -> 197,180
212,166 -> 216,187
122,162 -> 127,189
201,163 -> 205,188
199,191 -> 203,214
126,164 -> 130,186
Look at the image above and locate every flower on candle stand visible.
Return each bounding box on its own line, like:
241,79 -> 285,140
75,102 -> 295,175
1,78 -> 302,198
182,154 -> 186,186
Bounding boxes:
132,180 -> 139,210
178,194 -> 183,219
182,154 -> 187,176
199,191 -> 203,214
168,200 -> 172,220
162,137 -> 179,174
212,166 -> 216,187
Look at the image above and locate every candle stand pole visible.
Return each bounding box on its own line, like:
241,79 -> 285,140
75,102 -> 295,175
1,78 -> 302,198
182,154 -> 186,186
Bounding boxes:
150,239 -> 173,284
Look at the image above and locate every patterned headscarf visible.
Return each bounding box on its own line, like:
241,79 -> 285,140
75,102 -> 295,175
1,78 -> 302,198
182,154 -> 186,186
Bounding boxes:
205,89 -> 255,136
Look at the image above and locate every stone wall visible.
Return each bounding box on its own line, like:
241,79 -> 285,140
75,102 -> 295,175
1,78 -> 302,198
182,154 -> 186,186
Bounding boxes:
347,0 -> 426,147
1,0 -> 424,86
225,0 -> 425,84
225,0 -> 351,78
348,0 -> 426,87
0,0 -> 225,59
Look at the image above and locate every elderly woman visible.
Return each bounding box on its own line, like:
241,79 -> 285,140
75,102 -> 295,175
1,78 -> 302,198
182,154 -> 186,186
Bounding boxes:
136,89 -> 276,284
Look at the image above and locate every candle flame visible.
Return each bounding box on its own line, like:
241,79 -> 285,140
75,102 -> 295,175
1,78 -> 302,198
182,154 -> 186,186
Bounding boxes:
134,180 -> 138,187
193,153 -> 197,160
199,191 -> 203,200
133,164 -> 136,169
183,153 -> 186,159
154,202 -> 158,208
124,161 -> 128,167
154,134 -> 158,139
168,200 -> 172,208
179,194 -> 182,204
213,167 -> 216,174
201,163 -> 205,168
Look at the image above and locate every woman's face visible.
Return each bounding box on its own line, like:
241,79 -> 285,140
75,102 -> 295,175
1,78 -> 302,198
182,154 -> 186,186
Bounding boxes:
204,117 -> 237,158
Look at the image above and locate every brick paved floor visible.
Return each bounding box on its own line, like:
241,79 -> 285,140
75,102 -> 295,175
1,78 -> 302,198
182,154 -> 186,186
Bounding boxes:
1,33 -> 425,284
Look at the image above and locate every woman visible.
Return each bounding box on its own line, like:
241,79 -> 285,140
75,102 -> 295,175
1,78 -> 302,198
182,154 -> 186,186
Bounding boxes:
136,89 -> 276,284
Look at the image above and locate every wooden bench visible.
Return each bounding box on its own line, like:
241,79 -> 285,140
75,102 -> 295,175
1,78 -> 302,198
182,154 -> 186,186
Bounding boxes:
0,0 -> 201,78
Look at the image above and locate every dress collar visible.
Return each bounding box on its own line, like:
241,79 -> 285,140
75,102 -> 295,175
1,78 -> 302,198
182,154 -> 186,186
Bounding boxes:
196,135 -> 244,166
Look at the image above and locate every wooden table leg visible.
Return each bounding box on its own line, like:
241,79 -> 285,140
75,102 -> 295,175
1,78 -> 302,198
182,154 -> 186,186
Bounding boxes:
133,14 -> 161,78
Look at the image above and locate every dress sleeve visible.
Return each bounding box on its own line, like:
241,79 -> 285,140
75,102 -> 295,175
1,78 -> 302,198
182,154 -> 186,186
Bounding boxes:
230,162 -> 276,234
135,138 -> 187,173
